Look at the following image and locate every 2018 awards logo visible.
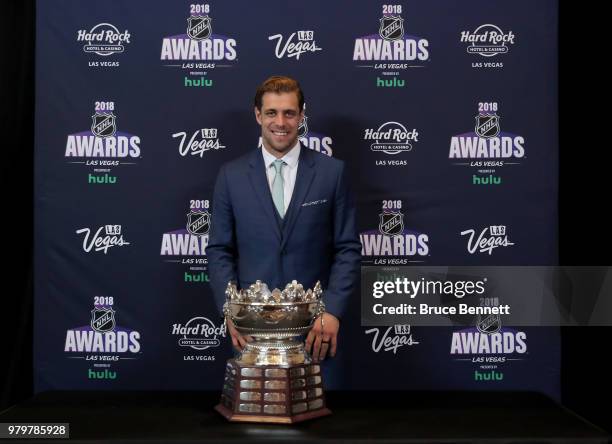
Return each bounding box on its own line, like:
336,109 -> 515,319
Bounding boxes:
450,297 -> 527,383
172,316 -> 226,362
160,200 -> 211,283
460,24 -> 516,69
64,296 -> 142,381
257,104 -> 333,156
353,4 -> 429,87
360,200 -> 429,264
160,4 -> 238,87
449,102 -> 525,185
65,101 -> 141,183
76,23 -> 131,68
364,121 -> 419,167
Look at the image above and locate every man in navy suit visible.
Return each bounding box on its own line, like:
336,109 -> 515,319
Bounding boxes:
207,76 -> 361,363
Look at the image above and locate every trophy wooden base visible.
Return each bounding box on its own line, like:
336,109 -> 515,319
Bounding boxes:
215,359 -> 332,424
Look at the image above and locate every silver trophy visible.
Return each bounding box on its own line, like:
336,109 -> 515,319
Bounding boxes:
215,280 -> 331,423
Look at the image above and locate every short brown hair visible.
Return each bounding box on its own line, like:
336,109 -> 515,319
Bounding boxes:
254,76 -> 305,111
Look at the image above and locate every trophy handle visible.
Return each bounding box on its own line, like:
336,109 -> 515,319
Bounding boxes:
314,299 -> 326,318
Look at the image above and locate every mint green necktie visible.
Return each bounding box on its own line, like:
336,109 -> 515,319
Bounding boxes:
272,159 -> 285,218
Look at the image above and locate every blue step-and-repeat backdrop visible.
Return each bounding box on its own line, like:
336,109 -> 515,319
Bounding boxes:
34,1 -> 559,396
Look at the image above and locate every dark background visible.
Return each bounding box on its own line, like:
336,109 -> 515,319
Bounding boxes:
2,0 -> 610,434
32,0 -> 560,394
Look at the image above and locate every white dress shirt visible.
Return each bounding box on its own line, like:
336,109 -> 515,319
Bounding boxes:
261,141 -> 301,212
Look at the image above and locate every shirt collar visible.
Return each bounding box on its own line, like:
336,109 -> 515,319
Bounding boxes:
261,141 -> 301,169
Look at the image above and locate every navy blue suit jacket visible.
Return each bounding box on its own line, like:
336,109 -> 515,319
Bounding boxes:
207,146 -> 361,319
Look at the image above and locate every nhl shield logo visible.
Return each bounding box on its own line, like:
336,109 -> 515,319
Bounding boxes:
91,307 -> 116,332
91,113 -> 116,138
187,210 -> 211,235
187,15 -> 212,40
379,211 -> 404,236
475,114 -> 500,138
298,115 -> 309,138
379,16 -> 404,40
477,313 -> 501,334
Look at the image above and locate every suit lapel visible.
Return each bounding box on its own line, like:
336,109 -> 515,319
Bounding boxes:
281,147 -> 316,250
248,149 -> 281,242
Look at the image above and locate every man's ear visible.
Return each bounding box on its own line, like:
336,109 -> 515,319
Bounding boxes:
254,106 -> 262,125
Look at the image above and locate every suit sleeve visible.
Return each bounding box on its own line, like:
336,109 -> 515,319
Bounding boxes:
207,164 -> 238,316
324,162 -> 362,319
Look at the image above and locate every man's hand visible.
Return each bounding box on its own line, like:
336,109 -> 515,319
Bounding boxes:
305,312 -> 340,362
226,317 -> 253,352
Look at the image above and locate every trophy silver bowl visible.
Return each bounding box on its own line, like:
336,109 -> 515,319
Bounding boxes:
223,280 -> 325,366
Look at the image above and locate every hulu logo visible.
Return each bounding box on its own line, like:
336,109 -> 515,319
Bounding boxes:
474,370 -> 503,381
184,76 -> 213,87
184,272 -> 209,283
376,77 -> 405,88
472,174 -> 501,185
88,173 -> 117,184
88,369 -> 117,380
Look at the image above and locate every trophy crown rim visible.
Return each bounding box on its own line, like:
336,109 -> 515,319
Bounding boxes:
226,301 -> 318,306
225,280 -> 323,304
